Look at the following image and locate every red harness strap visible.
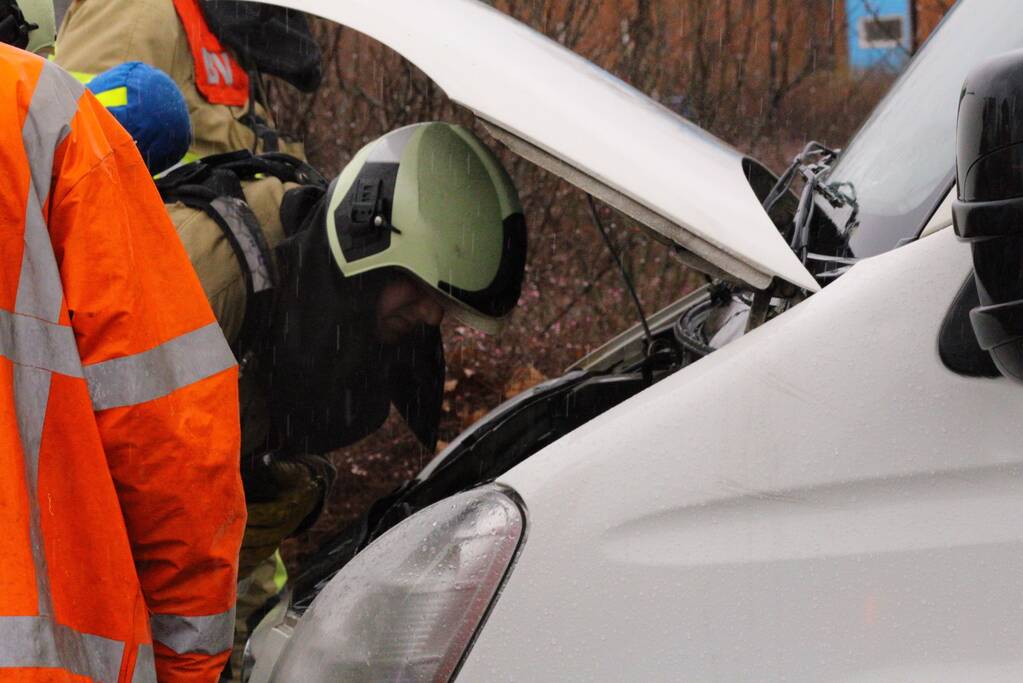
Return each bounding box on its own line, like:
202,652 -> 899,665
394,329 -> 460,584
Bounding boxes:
172,0 -> 250,107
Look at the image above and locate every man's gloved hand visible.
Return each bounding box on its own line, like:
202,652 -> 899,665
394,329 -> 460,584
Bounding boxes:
239,452 -> 336,577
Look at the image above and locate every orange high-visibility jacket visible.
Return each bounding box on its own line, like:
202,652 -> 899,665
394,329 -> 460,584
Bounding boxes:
0,45 -> 246,683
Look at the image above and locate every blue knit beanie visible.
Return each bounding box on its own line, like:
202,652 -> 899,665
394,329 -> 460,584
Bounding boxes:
87,62 -> 192,174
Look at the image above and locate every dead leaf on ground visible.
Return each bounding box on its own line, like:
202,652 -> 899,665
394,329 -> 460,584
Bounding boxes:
503,365 -> 548,400
456,407 -> 490,430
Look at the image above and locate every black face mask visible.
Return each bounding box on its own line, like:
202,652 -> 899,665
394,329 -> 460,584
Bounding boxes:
264,200 -> 444,456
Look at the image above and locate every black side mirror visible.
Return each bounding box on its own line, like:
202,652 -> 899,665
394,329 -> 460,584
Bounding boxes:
953,49 -> 1023,381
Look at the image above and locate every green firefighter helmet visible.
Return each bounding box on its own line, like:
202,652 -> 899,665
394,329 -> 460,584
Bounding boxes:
326,122 -> 527,334
3,0 -> 55,55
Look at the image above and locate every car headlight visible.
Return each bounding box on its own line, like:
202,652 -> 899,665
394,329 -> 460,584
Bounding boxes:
270,485 -> 526,682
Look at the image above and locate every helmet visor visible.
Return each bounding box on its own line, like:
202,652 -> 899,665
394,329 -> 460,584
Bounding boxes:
435,211 -> 527,331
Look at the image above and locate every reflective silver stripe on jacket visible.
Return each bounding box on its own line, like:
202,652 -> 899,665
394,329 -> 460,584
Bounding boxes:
2,61 -> 126,681
0,309 -> 83,377
0,617 -> 124,680
151,609 -> 236,656
17,59 -> 82,618
17,60 -> 82,324
13,365 -> 56,618
131,644 -> 158,683
84,321 -> 236,411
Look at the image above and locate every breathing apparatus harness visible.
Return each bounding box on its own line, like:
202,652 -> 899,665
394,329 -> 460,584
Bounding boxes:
156,151 -> 327,360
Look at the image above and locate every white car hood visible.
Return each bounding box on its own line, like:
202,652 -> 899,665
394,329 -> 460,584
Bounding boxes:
254,0 -> 819,292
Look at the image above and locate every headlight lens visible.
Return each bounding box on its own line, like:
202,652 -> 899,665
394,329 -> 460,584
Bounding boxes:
271,485 -> 525,682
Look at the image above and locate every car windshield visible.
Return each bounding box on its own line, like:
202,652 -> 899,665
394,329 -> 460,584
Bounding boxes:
815,0 -> 1023,259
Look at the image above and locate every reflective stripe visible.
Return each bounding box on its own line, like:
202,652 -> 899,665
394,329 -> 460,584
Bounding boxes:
14,364 -> 54,616
0,309 -> 82,377
84,322 -> 236,411
18,60 -> 83,324
131,644 -> 157,683
25,60 -> 84,208
17,191 -> 65,325
80,631 -> 125,683
70,70 -> 95,84
151,609 -> 235,656
0,616 -> 124,682
94,86 -> 129,109
15,59 -> 86,624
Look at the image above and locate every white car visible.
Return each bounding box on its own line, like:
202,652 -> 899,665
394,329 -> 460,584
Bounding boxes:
247,0 -> 1023,680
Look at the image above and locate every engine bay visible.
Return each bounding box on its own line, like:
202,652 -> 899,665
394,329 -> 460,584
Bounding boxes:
288,280 -> 770,612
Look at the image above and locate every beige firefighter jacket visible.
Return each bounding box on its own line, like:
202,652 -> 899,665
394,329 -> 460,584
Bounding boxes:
169,176 -> 297,455
56,0 -> 304,159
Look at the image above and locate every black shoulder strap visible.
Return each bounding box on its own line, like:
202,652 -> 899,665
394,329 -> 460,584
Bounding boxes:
158,153 -> 291,356
179,193 -> 276,357
219,151 -> 329,189
157,151 -> 329,354
159,150 -> 328,191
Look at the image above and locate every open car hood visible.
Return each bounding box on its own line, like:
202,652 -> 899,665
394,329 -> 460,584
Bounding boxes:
253,0 -> 819,292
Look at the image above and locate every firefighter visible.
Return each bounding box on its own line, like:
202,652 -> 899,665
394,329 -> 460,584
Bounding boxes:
55,0 -> 320,160
159,121 -> 528,568
0,2 -> 245,681
157,122 -> 527,677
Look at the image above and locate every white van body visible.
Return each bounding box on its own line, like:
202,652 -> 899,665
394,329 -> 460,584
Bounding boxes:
243,0 -> 1023,680
457,226 -> 1023,681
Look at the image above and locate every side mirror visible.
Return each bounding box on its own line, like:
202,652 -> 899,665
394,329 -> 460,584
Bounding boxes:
953,49 -> 1023,382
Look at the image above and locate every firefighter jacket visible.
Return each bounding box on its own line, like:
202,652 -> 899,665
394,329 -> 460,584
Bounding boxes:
0,47 -> 245,682
55,0 -> 304,160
